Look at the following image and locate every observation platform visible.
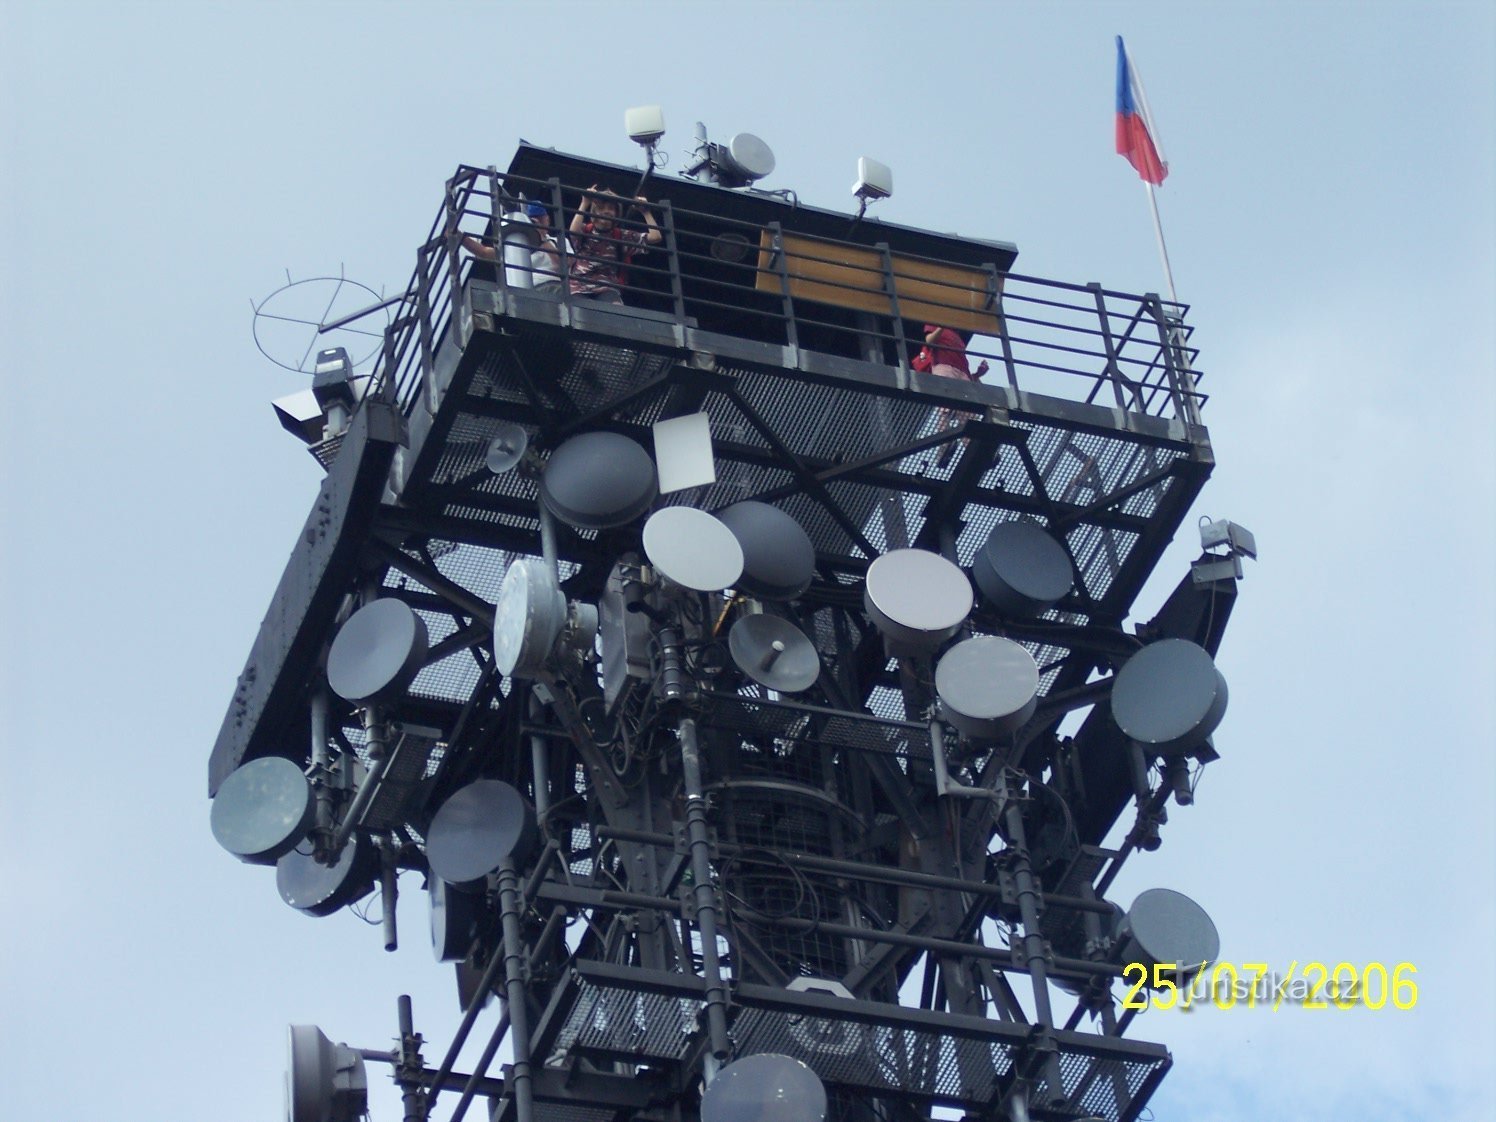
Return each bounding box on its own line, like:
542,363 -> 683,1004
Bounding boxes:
210,146 -> 1221,1122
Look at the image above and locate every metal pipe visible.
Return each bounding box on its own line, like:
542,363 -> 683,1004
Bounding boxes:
354,1049 -> 506,1096
678,717 -> 732,1070
380,848 -> 399,952
496,859 -> 534,1122
537,501 -> 560,583
396,995 -> 426,1122
331,710 -> 392,851
529,693 -> 551,819
309,686 -> 335,847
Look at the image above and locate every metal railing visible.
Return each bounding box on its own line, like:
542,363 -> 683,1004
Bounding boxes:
368,165 -> 1206,427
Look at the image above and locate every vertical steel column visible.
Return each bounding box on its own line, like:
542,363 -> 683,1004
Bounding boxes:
659,200 -> 685,322
397,994 -> 427,1122
415,244 -> 440,417
766,223 -> 798,352
678,717 -> 732,1073
497,859 -> 534,1122
1000,791 -> 1066,1102
1089,283 -> 1132,412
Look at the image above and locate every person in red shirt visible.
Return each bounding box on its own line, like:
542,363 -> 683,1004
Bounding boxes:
566,185 -> 663,304
912,325 -> 990,464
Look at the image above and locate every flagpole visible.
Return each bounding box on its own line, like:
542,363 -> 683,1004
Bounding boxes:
1144,180 -> 1179,307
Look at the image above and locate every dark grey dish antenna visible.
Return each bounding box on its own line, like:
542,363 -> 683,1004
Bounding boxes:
540,431 -> 657,530
935,636 -> 1040,738
276,835 -> 377,917
326,598 -> 429,705
211,755 -> 316,864
728,614 -> 820,693
425,780 -> 538,891
717,501 -> 816,599
643,506 -> 745,592
429,875 -> 482,963
864,548 -> 973,650
1119,888 -> 1219,981
286,1024 -> 368,1122
972,520 -> 1074,618
700,1053 -> 828,1122
1110,638 -> 1228,754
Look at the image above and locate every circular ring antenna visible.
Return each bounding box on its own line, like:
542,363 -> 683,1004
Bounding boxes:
1110,639 -> 1228,754
493,558 -> 567,678
726,133 -> 776,181
863,549 -> 972,650
972,521 -> 1074,618
1119,888 -> 1219,981
701,1053 -> 827,1122
252,274 -> 386,376
643,507 -> 745,592
935,636 -> 1040,738
429,875 -> 482,962
287,1024 -> 369,1122
540,431 -> 657,530
276,835 -> 377,917
485,422 -> 530,474
326,598 -> 429,705
211,756 -> 315,864
425,780 -> 538,890
717,501 -> 816,600
728,614 -> 820,693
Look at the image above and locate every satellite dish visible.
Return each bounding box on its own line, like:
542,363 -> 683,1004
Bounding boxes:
700,1053 -> 827,1122
1110,639 -> 1228,754
429,874 -> 482,962
276,835 -> 377,917
723,133 -> 776,182
972,521 -> 1074,618
1117,888 -> 1219,982
485,422 -> 530,474
540,431 -> 657,530
493,558 -> 567,678
717,501 -> 816,600
425,780 -> 538,890
728,614 -> 820,693
935,636 -> 1040,738
642,507 -> 744,592
863,549 -> 972,650
326,598 -> 429,705
286,1024 -> 368,1122
211,756 -> 315,864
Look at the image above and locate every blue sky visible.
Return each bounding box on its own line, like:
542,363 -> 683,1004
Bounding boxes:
2,3 -> 1492,1120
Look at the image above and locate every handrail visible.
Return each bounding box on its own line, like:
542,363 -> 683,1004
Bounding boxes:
365,166 -> 1207,427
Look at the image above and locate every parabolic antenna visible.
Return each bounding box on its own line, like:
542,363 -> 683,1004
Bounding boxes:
935,636 -> 1040,738
211,756 -> 315,865
429,874 -> 482,962
493,558 -> 567,678
724,133 -> 776,182
276,836 -> 377,917
863,549 -> 972,650
425,780 -> 537,890
326,598 -> 429,705
286,1024 -> 368,1122
485,422 -> 530,474
540,431 -> 657,530
643,507 -> 744,592
717,501 -> 816,600
1110,639 -> 1228,754
728,614 -> 820,693
700,1053 -> 827,1122
972,520 -> 1074,618
1118,888 -> 1219,981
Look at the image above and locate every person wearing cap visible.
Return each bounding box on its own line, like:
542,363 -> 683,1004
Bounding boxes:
460,200 -> 565,295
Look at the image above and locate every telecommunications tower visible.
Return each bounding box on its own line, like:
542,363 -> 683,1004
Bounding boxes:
211,112 -> 1254,1122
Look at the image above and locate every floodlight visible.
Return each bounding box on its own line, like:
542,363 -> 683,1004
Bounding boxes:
852,157 -> 893,201
625,105 -> 666,146
1200,518 -> 1257,559
286,1025 -> 368,1122
273,389 -> 327,445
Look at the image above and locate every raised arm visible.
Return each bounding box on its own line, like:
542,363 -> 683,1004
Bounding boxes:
460,234 -> 497,262
570,184 -> 598,238
635,195 -> 664,246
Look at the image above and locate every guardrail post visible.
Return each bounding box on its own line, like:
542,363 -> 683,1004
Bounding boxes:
767,222 -> 798,352
443,174 -> 469,347
1146,295 -> 1202,427
659,200 -> 685,323
415,244 -> 439,417
878,243 -> 908,371
1089,282 -> 1132,412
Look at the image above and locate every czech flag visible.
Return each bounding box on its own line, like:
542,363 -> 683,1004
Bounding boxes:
1115,36 -> 1168,185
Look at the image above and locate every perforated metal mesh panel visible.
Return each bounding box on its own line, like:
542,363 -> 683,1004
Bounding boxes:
554,977 -> 703,1062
